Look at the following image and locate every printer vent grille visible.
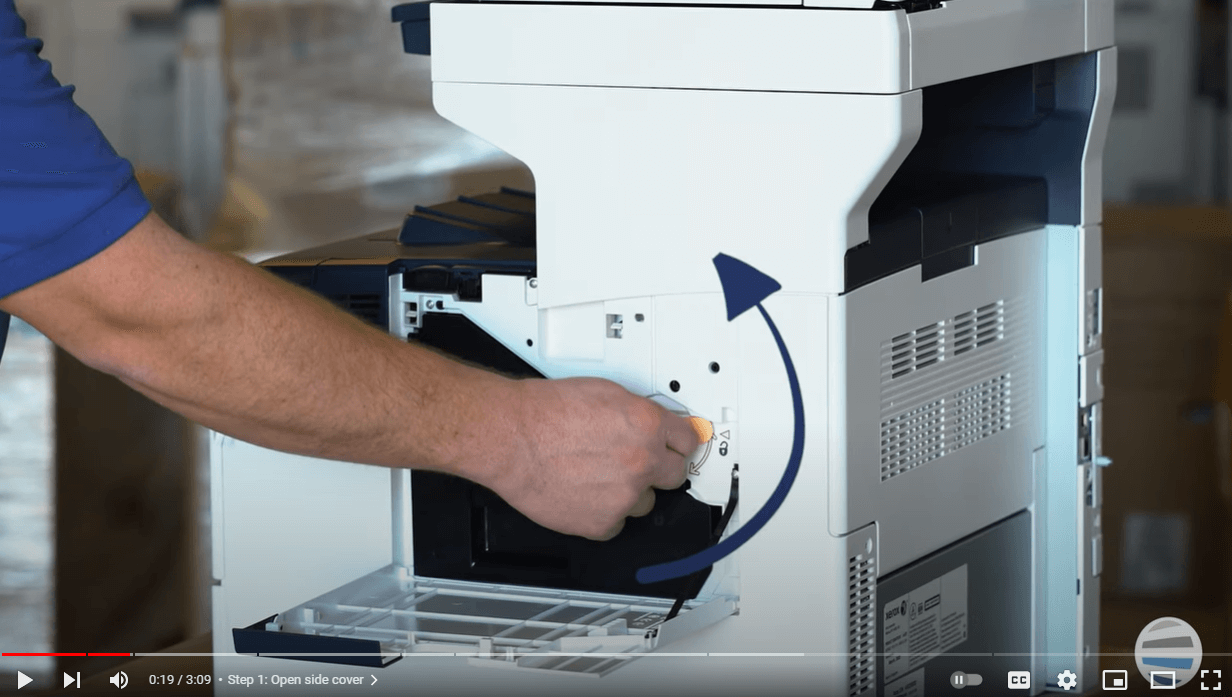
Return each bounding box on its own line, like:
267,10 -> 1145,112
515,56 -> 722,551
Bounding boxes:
847,551 -> 877,697
889,321 -> 945,379
949,373 -> 1013,450
879,298 -> 1024,482
952,301 -> 1004,356
879,399 -> 946,480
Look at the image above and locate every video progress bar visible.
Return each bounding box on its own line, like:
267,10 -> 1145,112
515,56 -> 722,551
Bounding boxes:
8,652 -> 1232,658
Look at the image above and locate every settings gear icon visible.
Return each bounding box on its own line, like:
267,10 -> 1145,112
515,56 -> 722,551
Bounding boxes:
1057,669 -> 1079,691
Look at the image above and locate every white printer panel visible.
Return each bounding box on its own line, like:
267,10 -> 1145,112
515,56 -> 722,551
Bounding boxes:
833,230 -> 1046,575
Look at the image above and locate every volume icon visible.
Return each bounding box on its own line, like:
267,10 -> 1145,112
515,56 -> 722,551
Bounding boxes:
110,671 -> 129,689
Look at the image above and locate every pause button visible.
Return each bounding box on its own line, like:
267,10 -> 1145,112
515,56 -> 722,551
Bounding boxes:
950,671 -> 984,689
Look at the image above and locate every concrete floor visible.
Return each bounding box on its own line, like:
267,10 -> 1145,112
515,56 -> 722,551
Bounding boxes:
0,318 -> 54,688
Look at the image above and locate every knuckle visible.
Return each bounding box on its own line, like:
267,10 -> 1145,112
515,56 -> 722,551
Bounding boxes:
617,445 -> 654,477
627,401 -> 661,434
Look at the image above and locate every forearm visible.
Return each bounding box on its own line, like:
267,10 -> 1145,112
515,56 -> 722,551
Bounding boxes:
122,260 -> 508,475
4,214 -> 517,482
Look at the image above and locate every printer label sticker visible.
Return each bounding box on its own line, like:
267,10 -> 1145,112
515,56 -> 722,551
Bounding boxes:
882,564 -> 969,683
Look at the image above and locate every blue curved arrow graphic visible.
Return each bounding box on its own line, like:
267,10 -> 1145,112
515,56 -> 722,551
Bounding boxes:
636,253 -> 805,585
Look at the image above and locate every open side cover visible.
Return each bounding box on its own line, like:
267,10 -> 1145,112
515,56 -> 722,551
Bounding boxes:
232,565 -> 737,676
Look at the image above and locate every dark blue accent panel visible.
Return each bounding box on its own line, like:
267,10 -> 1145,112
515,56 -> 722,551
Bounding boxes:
424,201 -> 535,245
459,192 -> 537,216
310,266 -> 390,331
393,2 -> 432,54
400,19 -> 430,55
848,54 -> 1095,293
401,211 -> 502,246
391,2 -> 430,22
0,312 -> 9,365
269,266 -> 315,290
233,616 -> 400,669
401,192 -> 537,247
902,54 -> 1096,226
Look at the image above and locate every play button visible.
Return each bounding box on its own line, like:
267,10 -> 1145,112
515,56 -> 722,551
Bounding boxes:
16,671 -> 32,690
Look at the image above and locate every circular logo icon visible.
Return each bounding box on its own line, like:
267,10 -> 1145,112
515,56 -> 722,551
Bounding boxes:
1135,617 -> 1203,688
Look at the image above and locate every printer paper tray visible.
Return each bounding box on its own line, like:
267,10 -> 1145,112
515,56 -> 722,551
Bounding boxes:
233,564 -> 737,676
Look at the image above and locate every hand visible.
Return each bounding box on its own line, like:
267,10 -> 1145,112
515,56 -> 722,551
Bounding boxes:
482,377 -> 704,541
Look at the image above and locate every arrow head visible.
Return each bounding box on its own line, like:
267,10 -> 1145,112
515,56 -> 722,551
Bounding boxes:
17,672 -> 32,690
712,254 -> 782,321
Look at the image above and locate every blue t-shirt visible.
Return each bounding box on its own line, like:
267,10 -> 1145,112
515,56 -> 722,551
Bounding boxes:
0,0 -> 152,363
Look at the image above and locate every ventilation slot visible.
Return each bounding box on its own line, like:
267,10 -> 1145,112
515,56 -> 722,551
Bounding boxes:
952,301 -> 1004,356
847,553 -> 876,697
950,374 -> 1012,450
890,322 -> 944,378
336,294 -> 382,327
880,399 -> 945,480
880,373 -> 1014,481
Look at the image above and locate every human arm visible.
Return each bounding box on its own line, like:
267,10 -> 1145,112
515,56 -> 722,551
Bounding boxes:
0,212 -> 702,540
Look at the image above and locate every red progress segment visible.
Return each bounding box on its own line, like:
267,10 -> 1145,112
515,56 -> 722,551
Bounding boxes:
2,653 -> 132,657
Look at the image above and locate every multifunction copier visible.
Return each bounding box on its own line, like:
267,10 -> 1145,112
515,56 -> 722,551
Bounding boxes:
210,1 -> 1116,695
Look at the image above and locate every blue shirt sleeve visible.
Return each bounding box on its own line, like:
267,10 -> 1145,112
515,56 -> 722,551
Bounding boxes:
0,0 -> 152,301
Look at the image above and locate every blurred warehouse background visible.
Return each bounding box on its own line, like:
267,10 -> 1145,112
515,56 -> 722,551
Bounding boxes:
0,0 -> 1231,688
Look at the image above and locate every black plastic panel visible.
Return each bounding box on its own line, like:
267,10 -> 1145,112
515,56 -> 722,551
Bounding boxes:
233,616 -> 401,668
847,175 -> 1047,291
409,313 -> 720,600
873,0 -> 942,11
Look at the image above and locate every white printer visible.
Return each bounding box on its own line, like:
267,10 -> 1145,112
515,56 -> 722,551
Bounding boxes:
210,1 -> 1116,695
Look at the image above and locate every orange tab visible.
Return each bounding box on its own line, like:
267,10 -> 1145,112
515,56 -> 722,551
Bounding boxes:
687,416 -> 714,444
